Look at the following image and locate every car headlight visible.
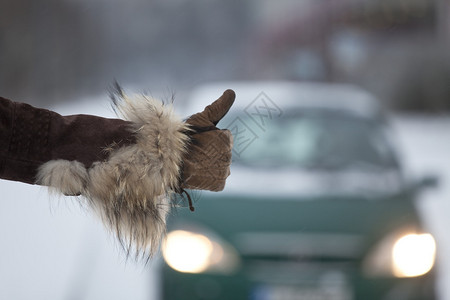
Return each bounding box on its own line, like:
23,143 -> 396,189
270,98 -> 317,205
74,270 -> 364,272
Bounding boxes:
162,227 -> 240,274
363,230 -> 436,278
392,233 -> 436,277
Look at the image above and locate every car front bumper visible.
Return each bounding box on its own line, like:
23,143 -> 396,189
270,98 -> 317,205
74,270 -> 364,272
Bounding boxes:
161,262 -> 436,300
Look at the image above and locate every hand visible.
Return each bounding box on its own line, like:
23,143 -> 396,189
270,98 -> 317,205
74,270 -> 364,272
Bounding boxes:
181,89 -> 235,191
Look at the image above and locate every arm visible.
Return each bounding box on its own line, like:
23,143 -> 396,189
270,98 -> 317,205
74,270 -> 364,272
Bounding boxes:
0,89 -> 235,258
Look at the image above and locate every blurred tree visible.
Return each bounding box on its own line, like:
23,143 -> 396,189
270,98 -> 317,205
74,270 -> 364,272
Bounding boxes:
0,0 -> 249,106
392,48 -> 450,112
0,0 -> 109,105
1,0 -> 448,111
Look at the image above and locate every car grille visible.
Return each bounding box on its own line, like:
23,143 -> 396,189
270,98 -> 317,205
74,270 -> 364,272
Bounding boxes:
233,232 -> 364,261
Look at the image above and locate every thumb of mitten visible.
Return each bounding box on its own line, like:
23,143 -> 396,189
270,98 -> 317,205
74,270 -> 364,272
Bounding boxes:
187,89 -> 235,128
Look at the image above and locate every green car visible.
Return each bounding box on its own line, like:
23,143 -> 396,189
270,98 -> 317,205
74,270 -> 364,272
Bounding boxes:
160,82 -> 437,300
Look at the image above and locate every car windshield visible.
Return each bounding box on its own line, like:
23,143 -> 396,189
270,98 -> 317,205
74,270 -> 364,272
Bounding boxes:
234,109 -> 398,171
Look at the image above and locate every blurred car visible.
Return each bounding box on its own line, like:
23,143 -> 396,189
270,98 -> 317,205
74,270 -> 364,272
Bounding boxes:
160,82 -> 437,300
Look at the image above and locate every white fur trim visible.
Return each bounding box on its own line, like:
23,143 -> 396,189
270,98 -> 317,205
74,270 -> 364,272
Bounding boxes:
37,160 -> 88,196
37,94 -> 189,258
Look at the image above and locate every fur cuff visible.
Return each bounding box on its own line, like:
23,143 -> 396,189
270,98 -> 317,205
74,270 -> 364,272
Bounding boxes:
37,94 -> 189,258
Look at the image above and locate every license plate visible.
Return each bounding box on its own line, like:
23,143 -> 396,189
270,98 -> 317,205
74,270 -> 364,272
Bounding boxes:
251,284 -> 353,300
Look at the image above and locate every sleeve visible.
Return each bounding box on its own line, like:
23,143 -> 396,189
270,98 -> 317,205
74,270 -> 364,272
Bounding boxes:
0,96 -> 42,183
0,96 -> 134,184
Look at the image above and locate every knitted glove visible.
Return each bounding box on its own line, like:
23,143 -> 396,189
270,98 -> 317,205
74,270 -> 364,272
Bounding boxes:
182,89 -> 235,192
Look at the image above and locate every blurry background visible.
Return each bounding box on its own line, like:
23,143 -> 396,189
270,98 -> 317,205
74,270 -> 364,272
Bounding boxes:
0,0 -> 449,299
1,0 -> 449,110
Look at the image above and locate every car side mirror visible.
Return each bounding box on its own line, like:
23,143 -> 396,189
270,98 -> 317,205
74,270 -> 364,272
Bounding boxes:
415,175 -> 439,191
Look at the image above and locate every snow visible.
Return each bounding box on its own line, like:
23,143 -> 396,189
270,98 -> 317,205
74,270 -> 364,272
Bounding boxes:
391,114 -> 450,300
221,166 -> 404,198
0,182 -> 158,300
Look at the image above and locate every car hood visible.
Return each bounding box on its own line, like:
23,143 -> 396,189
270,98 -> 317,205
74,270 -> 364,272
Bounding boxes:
221,165 -> 405,198
170,193 -> 420,260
